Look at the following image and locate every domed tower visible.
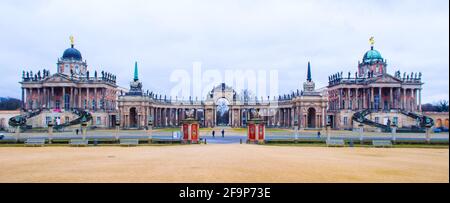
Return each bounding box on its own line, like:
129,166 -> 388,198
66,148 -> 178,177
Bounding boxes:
56,36 -> 88,77
358,37 -> 387,78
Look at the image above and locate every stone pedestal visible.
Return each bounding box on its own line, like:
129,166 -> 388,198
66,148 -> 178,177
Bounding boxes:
391,124 -> 397,143
247,118 -> 265,144
358,123 -> 364,144
81,122 -> 88,140
47,122 -> 54,144
115,119 -> 120,141
147,118 -> 153,143
181,118 -> 199,144
294,120 -> 299,143
326,122 -> 331,142
15,126 -> 21,142
425,123 -> 432,144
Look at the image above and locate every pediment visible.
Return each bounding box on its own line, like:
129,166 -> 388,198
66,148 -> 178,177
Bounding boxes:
43,74 -> 73,83
374,74 -> 402,83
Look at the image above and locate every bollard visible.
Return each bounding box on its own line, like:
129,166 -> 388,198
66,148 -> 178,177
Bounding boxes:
240,138 -> 242,144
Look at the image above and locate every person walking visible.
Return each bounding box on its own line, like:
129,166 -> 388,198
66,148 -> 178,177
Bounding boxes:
317,131 -> 321,138
221,129 -> 225,138
212,130 -> 215,138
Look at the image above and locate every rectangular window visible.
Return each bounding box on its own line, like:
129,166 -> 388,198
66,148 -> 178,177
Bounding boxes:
84,100 -> 87,109
64,94 -> 70,110
393,117 -> 398,125
96,117 -> 101,125
343,117 -> 348,126
45,116 -> 51,125
375,117 -> 380,124
55,100 -> 60,109
92,100 -> 96,110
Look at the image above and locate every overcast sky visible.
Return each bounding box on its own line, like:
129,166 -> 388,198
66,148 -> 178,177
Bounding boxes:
0,0 -> 448,103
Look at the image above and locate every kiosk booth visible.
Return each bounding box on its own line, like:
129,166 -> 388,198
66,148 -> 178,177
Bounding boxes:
246,110 -> 265,144
181,118 -> 199,144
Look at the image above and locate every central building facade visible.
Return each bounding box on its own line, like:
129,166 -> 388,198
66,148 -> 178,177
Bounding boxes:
118,62 -> 328,129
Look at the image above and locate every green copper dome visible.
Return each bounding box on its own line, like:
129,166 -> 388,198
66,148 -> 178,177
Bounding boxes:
363,47 -> 383,63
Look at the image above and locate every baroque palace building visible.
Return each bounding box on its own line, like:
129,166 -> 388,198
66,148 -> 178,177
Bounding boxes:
11,37 -> 434,131
327,41 -> 426,131
18,38 -> 119,128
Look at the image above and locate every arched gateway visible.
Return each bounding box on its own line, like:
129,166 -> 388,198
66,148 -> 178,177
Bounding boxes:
307,107 -> 316,128
118,62 -> 328,129
129,107 -> 137,128
216,98 -> 230,126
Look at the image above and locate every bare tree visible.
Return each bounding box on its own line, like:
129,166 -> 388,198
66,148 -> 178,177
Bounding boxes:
436,100 -> 449,112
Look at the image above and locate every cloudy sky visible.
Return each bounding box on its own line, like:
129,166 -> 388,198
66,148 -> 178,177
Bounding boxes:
0,0 -> 448,103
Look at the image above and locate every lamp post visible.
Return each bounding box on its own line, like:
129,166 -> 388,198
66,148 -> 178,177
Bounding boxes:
147,116 -> 153,144
294,120 -> 299,143
115,118 -> 120,141
81,117 -> 87,141
326,120 -> 331,142
425,122 -> 432,144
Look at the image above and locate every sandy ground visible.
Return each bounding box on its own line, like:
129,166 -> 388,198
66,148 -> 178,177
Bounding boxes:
0,145 -> 448,183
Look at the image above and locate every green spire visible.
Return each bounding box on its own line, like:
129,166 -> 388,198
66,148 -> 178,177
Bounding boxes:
307,61 -> 312,82
133,61 -> 138,81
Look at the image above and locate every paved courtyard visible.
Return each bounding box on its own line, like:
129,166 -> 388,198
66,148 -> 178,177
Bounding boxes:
0,144 -> 448,183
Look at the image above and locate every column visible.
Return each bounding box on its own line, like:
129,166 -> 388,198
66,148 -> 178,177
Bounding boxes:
70,88 -> 74,110
94,88 -> 98,111
36,88 -> 41,109
228,108 -> 232,126
378,87 -> 382,110
51,87 -> 54,109
390,87 -> 393,110
78,88 -> 82,109
102,88 -> 106,111
403,88 -> 406,110
347,88 -> 350,109
371,87 -> 374,109
213,108 -> 217,126
322,105 -> 325,128
338,89 -> 342,109
362,88 -> 366,109
21,88 -> 25,109
419,88 -> 422,112
42,88 -> 46,109
62,87 -> 65,110
299,106 -> 303,129
175,108 -> 179,126
86,88 -> 90,110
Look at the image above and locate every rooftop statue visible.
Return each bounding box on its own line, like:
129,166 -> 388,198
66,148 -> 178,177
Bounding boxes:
249,109 -> 261,120
185,109 -> 196,119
